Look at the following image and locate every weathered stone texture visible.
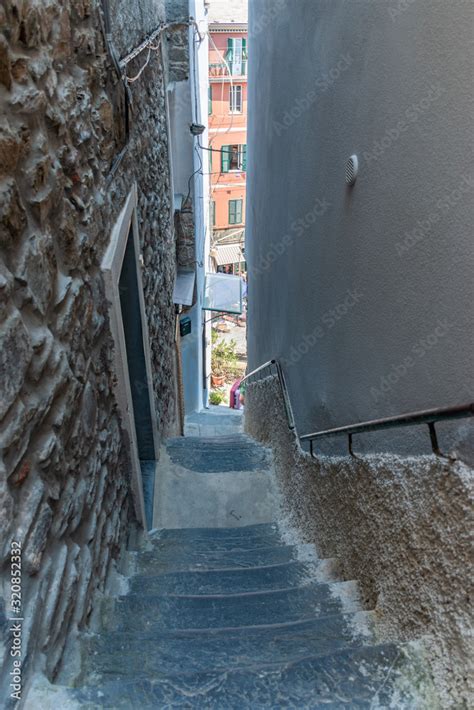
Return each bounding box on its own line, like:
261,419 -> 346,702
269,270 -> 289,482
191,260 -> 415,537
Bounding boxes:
165,0 -> 190,81
0,0 -> 180,694
246,376 -> 474,708
175,201 -> 196,267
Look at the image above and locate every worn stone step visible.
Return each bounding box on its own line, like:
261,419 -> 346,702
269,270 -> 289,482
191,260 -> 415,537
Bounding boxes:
65,643 -> 434,709
166,435 -> 271,472
102,581 -> 362,632
131,543 -> 314,573
146,530 -> 284,553
186,409 -> 243,423
79,611 -> 374,683
149,522 -> 280,542
128,559 -> 339,595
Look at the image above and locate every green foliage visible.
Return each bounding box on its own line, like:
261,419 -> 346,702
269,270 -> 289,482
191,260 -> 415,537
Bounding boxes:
211,337 -> 238,378
209,390 -> 225,405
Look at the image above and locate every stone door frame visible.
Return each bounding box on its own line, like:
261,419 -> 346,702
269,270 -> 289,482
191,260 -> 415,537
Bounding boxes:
101,184 -> 159,529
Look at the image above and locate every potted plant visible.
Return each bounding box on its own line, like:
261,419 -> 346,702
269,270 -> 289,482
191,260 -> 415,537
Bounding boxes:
211,334 -> 238,386
209,389 -> 225,405
211,372 -> 225,387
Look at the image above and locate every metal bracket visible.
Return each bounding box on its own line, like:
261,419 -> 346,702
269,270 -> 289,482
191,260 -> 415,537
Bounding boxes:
428,422 -> 456,461
348,433 -> 356,458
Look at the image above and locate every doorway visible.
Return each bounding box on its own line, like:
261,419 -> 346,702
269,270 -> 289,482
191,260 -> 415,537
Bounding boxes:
102,186 -> 159,529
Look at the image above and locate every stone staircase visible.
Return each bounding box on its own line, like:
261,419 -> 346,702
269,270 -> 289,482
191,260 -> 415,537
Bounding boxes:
28,410 -> 436,708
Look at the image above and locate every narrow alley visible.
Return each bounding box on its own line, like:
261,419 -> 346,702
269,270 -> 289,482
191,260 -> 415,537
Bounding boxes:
0,1 -> 473,709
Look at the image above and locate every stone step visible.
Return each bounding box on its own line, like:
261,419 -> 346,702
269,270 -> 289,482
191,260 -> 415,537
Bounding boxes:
102,581 -> 362,632
166,436 -> 271,472
79,611 -> 375,683
146,527 -> 284,553
186,408 -> 243,421
128,559 -> 338,595
130,543 -> 315,573
149,522 -> 280,541
64,643 -> 432,709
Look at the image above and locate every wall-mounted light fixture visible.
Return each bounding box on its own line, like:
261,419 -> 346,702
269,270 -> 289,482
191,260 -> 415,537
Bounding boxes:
190,123 -> 205,136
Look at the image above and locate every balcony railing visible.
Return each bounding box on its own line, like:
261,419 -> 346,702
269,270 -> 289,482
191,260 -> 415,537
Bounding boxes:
209,61 -> 248,78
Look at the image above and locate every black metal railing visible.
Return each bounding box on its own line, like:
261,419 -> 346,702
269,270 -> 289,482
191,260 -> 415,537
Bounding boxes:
241,359 -> 474,460
240,359 -> 295,431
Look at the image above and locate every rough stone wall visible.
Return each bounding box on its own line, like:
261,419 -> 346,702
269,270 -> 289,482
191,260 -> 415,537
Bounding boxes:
165,0 -> 190,82
245,376 -> 474,708
175,200 -> 195,268
0,0 -> 179,696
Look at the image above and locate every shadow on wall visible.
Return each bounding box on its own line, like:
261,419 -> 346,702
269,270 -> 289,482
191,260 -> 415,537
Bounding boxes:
245,375 -> 473,709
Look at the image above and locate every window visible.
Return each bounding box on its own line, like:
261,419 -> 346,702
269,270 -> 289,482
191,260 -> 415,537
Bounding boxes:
221,144 -> 247,172
228,199 -> 243,225
225,37 -> 247,76
229,85 -> 242,113
208,85 -> 212,115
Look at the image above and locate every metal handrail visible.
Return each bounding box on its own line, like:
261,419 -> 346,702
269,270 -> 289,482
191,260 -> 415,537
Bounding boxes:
241,359 -> 474,460
240,359 -> 296,431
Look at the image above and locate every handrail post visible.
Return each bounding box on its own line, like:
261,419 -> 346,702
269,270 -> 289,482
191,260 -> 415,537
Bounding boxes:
428,422 -> 441,456
348,433 -> 355,457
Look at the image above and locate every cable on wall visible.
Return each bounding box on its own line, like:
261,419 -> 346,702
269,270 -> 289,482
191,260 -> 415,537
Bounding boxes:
121,19 -> 204,84
99,0 -> 130,183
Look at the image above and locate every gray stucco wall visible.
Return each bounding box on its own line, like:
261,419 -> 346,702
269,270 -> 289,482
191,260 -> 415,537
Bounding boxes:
247,0 -> 474,456
245,375 -> 473,707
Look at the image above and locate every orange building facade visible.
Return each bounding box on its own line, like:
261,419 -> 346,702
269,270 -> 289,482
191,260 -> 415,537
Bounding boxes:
208,22 -> 247,269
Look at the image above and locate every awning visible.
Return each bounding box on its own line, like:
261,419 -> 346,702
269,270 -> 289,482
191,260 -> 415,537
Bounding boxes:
202,273 -> 243,315
213,243 -> 244,266
173,269 -> 195,307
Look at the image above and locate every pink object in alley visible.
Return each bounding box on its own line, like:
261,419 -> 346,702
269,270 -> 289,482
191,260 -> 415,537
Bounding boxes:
230,379 -> 242,409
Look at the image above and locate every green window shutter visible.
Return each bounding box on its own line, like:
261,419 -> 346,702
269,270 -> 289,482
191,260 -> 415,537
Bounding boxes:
242,37 -> 247,74
211,201 -> 216,226
226,37 -> 233,63
229,199 -> 236,224
236,199 -> 243,223
221,145 -> 230,172
229,199 -> 242,224
208,85 -> 212,115
242,144 -> 247,171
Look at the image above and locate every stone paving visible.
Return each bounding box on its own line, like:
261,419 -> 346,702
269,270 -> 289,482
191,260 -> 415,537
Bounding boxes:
26,411 -> 438,708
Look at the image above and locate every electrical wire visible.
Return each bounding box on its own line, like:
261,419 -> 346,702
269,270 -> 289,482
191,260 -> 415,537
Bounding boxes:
99,0 -> 130,182
207,32 -> 238,202
121,19 -> 203,84
185,142 -> 203,207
